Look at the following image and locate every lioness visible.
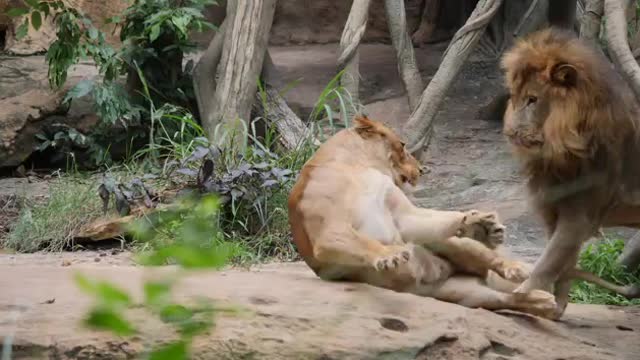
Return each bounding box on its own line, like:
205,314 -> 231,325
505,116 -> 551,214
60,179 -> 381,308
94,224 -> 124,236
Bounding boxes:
288,115 -> 557,317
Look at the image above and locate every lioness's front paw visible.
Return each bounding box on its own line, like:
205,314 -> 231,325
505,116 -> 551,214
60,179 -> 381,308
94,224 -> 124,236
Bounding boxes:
374,247 -> 411,271
501,260 -> 530,283
457,210 -> 505,248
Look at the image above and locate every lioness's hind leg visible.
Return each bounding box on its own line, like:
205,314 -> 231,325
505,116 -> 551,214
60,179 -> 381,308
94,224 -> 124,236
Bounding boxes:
313,227 -> 412,271
430,276 -> 557,319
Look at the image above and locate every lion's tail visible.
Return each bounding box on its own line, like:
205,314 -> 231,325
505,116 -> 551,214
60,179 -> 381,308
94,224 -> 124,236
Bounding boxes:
568,268 -> 640,299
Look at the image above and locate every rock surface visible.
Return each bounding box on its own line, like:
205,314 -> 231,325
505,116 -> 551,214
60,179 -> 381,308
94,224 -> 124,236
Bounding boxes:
0,262 -> 638,359
0,56 -> 98,168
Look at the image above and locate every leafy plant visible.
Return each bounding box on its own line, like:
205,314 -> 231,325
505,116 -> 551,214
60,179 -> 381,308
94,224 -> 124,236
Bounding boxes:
76,193 -> 237,359
570,238 -> 640,305
8,0 -> 217,167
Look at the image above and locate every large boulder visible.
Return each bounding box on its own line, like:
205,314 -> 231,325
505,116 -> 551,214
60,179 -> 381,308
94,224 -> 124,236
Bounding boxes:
0,56 -> 99,168
1,262 -> 638,359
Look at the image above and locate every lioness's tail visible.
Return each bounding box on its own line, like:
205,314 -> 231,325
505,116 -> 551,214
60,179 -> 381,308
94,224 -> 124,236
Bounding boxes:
568,268 -> 640,299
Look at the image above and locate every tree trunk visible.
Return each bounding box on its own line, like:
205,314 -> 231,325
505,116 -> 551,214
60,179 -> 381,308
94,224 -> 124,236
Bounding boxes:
605,0 -> 640,101
384,0 -> 423,112
549,0 -> 578,29
402,0 -> 504,153
411,0 -> 441,46
252,51 -> 319,150
513,0 -> 548,38
337,0 -> 372,114
193,18 -> 227,125
580,0 -> 604,44
202,0 -> 277,146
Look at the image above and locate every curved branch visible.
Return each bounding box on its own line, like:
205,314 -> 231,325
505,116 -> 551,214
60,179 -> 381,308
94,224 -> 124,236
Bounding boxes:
402,0 -> 504,154
580,0 -> 603,44
604,0 -> 640,101
384,0 -> 423,111
193,18 -> 228,124
513,0 -> 542,37
337,0 -> 372,109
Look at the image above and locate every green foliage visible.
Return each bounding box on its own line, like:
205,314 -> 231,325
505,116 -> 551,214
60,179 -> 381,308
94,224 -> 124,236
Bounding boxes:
76,193 -> 233,359
4,178 -> 103,252
570,239 -> 640,305
9,0 -> 216,167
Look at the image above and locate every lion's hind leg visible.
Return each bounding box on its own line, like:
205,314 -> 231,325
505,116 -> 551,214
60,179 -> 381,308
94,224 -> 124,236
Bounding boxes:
426,276 -> 558,319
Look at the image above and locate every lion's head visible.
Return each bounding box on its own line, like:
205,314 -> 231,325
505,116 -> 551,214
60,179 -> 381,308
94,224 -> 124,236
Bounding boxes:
353,115 -> 424,187
500,28 -> 633,175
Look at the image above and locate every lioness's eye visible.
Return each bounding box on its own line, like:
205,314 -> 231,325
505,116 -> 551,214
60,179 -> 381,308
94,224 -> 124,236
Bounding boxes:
526,95 -> 538,105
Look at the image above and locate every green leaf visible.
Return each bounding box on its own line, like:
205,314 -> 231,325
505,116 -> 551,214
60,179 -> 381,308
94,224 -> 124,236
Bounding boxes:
149,24 -> 161,42
38,2 -> 49,17
64,79 -> 94,103
106,15 -> 121,24
88,27 -> 99,40
6,7 -> 29,17
143,281 -> 172,307
25,0 -> 40,7
34,133 -> 49,141
31,11 -> 41,30
74,273 -> 132,308
95,282 -> 132,307
139,244 -> 231,269
36,140 -> 52,151
85,308 -> 136,336
15,21 -> 29,40
159,304 -> 193,324
147,341 -> 187,360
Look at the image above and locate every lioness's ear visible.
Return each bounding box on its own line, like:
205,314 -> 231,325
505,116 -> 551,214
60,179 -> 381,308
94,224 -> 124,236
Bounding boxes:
551,63 -> 578,87
354,115 -> 375,136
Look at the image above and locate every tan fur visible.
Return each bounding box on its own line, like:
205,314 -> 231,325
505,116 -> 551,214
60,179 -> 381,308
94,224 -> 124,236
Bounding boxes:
501,27 -> 640,319
288,115 -> 558,318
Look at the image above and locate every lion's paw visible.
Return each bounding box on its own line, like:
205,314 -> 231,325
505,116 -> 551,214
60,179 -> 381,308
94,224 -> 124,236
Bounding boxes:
514,289 -> 558,319
457,210 -> 505,248
501,261 -> 531,283
374,247 -> 411,271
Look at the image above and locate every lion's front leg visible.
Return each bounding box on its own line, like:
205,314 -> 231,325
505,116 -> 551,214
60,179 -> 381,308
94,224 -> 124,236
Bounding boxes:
514,211 -> 594,319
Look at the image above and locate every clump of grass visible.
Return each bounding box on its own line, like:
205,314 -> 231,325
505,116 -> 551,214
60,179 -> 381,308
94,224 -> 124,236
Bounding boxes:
570,238 -> 640,305
5,178 -> 103,252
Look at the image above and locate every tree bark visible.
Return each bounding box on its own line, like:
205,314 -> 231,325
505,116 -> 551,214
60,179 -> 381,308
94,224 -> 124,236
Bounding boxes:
411,0 -> 441,46
337,0 -> 372,113
605,0 -> 640,101
384,0 -> 423,112
203,0 -> 277,146
252,51 -> 319,150
193,18 -> 227,125
402,0 -> 504,153
580,0 -> 604,44
549,0 -> 578,29
513,0 -> 548,38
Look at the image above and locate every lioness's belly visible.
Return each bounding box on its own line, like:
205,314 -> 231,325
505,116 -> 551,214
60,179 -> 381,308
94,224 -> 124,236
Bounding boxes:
352,169 -> 402,245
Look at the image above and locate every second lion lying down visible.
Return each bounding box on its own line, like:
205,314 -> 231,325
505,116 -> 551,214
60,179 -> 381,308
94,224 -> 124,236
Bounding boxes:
288,115 -> 557,318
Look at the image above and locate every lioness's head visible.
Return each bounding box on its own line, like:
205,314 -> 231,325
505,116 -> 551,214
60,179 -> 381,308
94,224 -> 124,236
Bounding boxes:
353,115 -> 423,187
500,28 -> 613,166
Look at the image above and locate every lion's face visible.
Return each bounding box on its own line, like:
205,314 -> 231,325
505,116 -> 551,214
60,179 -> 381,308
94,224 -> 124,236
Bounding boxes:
503,78 -> 551,156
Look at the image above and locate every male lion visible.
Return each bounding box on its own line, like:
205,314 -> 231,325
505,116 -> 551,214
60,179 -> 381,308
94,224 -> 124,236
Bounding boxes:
288,115 -> 558,317
501,27 -> 640,319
